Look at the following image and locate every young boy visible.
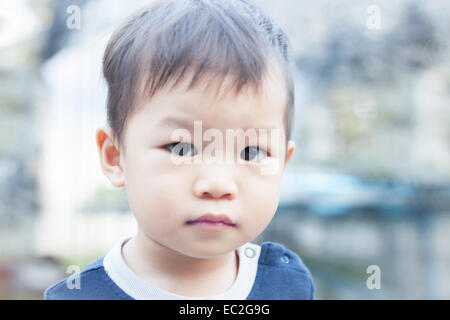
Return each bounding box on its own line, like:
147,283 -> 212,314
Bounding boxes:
44,0 -> 315,300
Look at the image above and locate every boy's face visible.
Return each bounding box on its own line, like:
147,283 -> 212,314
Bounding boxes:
97,68 -> 295,259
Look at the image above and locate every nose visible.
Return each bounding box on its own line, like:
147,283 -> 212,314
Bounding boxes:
193,166 -> 238,200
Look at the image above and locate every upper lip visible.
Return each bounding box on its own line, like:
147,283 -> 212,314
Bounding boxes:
188,213 -> 236,226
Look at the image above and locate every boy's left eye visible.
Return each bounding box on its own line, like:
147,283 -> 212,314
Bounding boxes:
240,146 -> 269,162
164,142 -> 198,157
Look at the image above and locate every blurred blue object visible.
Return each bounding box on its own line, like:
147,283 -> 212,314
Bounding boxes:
279,170 -> 425,217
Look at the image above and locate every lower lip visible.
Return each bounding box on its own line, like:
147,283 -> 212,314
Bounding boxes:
186,221 -> 236,232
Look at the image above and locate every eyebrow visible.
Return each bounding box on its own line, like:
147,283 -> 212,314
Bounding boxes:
159,116 -> 280,131
160,117 -> 196,130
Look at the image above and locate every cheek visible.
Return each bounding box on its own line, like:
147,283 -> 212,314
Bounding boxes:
123,152 -> 187,229
125,149 -> 179,194
244,176 -> 282,226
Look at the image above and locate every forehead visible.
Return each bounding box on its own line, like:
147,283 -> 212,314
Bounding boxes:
132,66 -> 287,131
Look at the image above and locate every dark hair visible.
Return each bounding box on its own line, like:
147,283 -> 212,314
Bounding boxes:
103,0 -> 295,153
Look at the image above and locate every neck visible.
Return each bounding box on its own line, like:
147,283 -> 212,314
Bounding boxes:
121,229 -> 239,296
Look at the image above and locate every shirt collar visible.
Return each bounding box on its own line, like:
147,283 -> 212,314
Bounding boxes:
103,235 -> 261,300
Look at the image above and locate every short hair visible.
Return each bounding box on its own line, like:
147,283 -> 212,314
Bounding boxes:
103,0 -> 295,153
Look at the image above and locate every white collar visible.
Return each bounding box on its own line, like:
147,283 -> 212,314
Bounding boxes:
103,235 -> 261,300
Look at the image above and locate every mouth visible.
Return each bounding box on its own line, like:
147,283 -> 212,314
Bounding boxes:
186,213 -> 236,227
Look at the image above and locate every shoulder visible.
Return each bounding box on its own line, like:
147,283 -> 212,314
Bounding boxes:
247,241 -> 316,300
258,241 -> 311,272
43,256 -> 132,300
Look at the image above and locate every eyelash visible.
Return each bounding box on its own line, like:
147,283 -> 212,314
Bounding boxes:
162,142 -> 271,161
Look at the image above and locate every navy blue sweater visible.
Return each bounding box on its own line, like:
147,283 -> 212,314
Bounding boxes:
44,241 -> 315,300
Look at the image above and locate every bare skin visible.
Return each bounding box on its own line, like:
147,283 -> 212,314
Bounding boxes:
122,229 -> 240,296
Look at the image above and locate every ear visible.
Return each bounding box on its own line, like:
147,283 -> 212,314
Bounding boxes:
96,125 -> 125,187
284,140 -> 295,169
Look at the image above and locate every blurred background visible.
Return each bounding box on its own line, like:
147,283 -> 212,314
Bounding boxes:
1,0 -> 449,299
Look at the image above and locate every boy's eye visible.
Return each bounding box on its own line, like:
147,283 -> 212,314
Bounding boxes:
240,146 -> 269,162
164,142 -> 197,157
163,143 -> 269,161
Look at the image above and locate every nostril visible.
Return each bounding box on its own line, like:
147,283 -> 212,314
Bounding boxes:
202,192 -> 234,200
202,192 -> 212,198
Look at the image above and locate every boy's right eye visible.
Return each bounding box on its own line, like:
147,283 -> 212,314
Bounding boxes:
163,142 -> 198,157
